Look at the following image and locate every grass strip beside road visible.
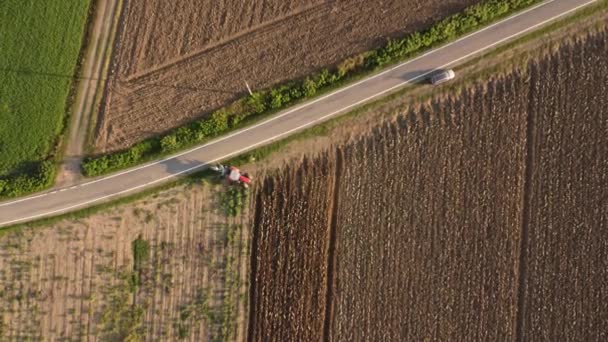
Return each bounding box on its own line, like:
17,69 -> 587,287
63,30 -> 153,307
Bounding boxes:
82,0 -> 542,177
0,0 -> 91,198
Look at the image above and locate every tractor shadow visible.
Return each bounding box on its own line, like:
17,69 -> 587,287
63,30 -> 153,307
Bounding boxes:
159,158 -> 210,177
159,157 -> 225,186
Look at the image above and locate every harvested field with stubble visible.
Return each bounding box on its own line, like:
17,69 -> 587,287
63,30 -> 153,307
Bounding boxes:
0,184 -> 251,341
329,76 -> 529,341
249,29 -> 608,341
249,156 -> 337,341
95,0 -> 480,152
251,73 -> 529,341
519,32 -> 608,341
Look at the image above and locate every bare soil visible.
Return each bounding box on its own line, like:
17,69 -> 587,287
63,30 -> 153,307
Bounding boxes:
0,183 -> 251,341
94,0 -> 480,152
248,156 -> 337,341
331,74 -> 533,340
250,74 -> 529,340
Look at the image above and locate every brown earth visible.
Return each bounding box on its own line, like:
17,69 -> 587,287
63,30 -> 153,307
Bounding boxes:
0,183 -> 251,341
247,28 -> 608,341
329,74 -> 531,341
95,0 -> 480,152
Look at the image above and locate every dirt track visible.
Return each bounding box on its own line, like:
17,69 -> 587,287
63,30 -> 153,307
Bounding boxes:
95,0 -> 479,152
248,156 -> 336,341
57,0 -> 122,185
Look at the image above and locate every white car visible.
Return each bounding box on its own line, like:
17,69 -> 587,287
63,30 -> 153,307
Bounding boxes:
430,69 -> 455,85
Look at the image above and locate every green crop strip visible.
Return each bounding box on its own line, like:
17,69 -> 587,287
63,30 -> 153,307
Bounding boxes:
0,0 -> 91,198
131,235 -> 150,289
82,0 -> 542,177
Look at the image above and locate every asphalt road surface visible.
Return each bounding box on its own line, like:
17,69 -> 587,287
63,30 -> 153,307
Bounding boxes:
0,0 -> 596,227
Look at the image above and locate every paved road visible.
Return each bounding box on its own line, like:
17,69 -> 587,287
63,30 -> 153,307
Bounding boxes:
0,0 -> 595,227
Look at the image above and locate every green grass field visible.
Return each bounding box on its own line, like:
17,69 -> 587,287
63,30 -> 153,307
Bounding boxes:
0,0 -> 90,176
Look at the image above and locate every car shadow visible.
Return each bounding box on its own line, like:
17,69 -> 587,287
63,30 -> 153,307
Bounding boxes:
399,69 -> 436,84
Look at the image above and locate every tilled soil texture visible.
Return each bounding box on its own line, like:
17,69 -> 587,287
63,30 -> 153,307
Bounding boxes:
95,0 -> 480,152
251,73 -> 530,341
248,156 -> 337,341
519,32 -> 608,341
329,75 -> 530,341
0,184 -> 251,341
248,30 -> 608,340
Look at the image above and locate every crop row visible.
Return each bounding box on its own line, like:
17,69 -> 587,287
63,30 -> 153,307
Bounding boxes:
81,0 -> 540,177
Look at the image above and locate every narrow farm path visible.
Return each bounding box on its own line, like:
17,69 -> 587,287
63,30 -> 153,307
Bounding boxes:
56,0 -> 123,186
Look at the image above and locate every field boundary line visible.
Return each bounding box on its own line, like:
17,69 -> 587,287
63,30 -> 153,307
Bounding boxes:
514,61 -> 540,342
322,149 -> 343,341
246,192 -> 264,342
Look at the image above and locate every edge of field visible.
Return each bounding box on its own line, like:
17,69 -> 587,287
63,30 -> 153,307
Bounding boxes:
1,1 -> 605,236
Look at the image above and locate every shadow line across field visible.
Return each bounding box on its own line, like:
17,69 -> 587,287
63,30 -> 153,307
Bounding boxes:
0,67 -> 106,81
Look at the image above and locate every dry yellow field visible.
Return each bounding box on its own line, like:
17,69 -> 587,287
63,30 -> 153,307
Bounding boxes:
0,183 -> 251,341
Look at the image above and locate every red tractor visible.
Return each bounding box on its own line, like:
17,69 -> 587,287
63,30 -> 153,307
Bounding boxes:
210,164 -> 252,188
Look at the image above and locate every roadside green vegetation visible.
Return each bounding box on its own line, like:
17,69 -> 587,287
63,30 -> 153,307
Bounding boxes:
0,0 -> 90,196
82,0 -> 541,177
220,187 -> 248,217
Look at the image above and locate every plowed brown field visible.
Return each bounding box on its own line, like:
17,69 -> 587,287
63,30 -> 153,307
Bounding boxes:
329,75 -> 531,341
250,74 -> 529,341
249,29 -> 608,341
95,0 -> 480,152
